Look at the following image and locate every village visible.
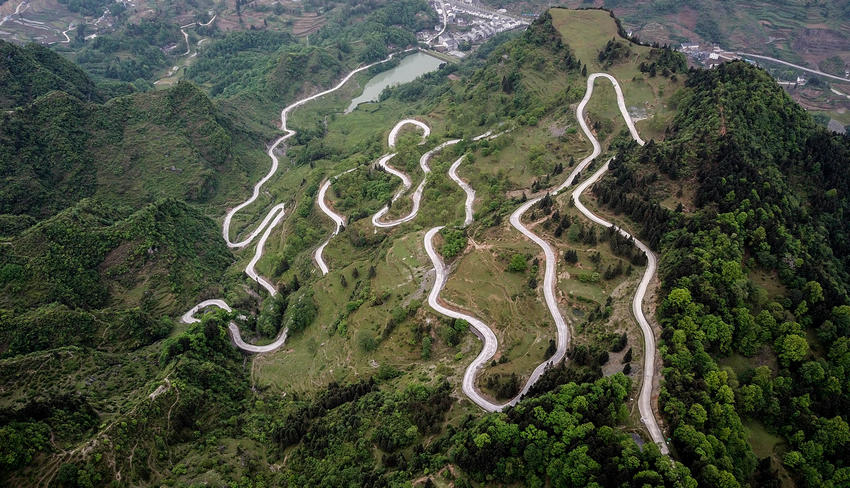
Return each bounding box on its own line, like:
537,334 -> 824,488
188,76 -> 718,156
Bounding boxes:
419,0 -> 530,58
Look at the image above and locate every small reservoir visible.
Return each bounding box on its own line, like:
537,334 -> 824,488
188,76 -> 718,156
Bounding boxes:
346,52 -> 444,112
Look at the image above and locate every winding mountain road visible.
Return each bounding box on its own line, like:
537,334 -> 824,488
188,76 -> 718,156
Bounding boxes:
314,168 -> 356,275
423,72 -> 668,455
182,52 -> 406,351
572,160 -> 667,454
179,24 -> 192,55
448,156 -> 475,227
423,125 -> 569,411
176,42 -> 668,451
565,74 -> 668,455
177,14 -> 216,56
0,1 -> 27,27
199,14 -> 216,27
60,23 -> 72,43
370,119 -> 435,228
180,299 -> 288,353
424,227 -> 500,412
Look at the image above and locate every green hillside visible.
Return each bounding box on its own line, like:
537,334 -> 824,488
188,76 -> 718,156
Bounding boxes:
0,41 -> 101,109
0,4 -> 848,488
0,78 -> 269,224
594,60 -> 850,486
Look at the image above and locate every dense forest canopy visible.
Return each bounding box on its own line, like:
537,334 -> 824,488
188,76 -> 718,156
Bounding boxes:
595,61 -> 850,487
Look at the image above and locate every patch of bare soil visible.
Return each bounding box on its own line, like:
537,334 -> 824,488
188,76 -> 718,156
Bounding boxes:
792,28 -> 850,56
292,13 -> 325,36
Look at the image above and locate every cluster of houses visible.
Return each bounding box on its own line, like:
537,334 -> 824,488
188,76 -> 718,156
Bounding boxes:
420,0 -> 528,58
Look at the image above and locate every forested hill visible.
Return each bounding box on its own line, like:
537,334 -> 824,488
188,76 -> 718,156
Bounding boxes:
595,61 -> 850,486
1,4 -> 848,487
0,42 -> 270,342
0,41 -> 101,109
0,77 -> 266,225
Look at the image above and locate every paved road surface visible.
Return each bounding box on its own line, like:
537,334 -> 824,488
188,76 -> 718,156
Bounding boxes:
566,74 -> 669,455
448,156 -> 475,227
736,52 -> 850,84
181,299 -> 288,353
423,73 -> 668,455
371,120 -> 446,228
314,168 -> 356,275
183,53 -> 406,352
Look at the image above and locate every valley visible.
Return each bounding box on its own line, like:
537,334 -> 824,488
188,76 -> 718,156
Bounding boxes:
1,3 -> 849,488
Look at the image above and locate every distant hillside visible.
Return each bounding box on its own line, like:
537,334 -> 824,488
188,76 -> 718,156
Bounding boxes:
0,78 -> 268,225
0,43 -> 262,352
186,0 -> 432,109
0,198 -> 233,355
0,41 -> 101,108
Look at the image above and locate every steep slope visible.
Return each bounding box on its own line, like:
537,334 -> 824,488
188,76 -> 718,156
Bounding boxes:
0,198 -> 233,353
5,4 -> 847,487
0,41 -> 101,109
593,61 -> 850,486
0,79 -> 265,226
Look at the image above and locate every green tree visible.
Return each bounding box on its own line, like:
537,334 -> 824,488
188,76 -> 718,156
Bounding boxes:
776,334 -> 809,365
508,254 -> 527,272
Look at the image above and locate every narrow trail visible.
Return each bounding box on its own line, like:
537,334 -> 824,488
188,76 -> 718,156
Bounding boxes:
181,52 -> 407,352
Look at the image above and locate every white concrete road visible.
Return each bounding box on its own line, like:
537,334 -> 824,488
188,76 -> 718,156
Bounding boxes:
422,72 -> 668,455
424,226 -> 501,412
374,138 -> 462,226
566,74 -> 668,455
371,119 -> 436,228
314,168 -> 356,275
60,23 -> 72,43
508,199 -> 570,394
448,155 -> 475,227
183,53 -> 406,352
572,161 -> 667,454
736,51 -> 850,84
388,118 -> 431,147
553,73 -> 644,195
179,52 -> 669,453
180,299 -> 288,353
424,125 -> 569,411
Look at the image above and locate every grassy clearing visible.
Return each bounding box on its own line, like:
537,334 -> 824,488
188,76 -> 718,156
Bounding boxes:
254,231 -> 465,400
744,418 -> 785,459
467,116 -> 590,191
441,223 -> 551,398
550,8 -> 682,141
